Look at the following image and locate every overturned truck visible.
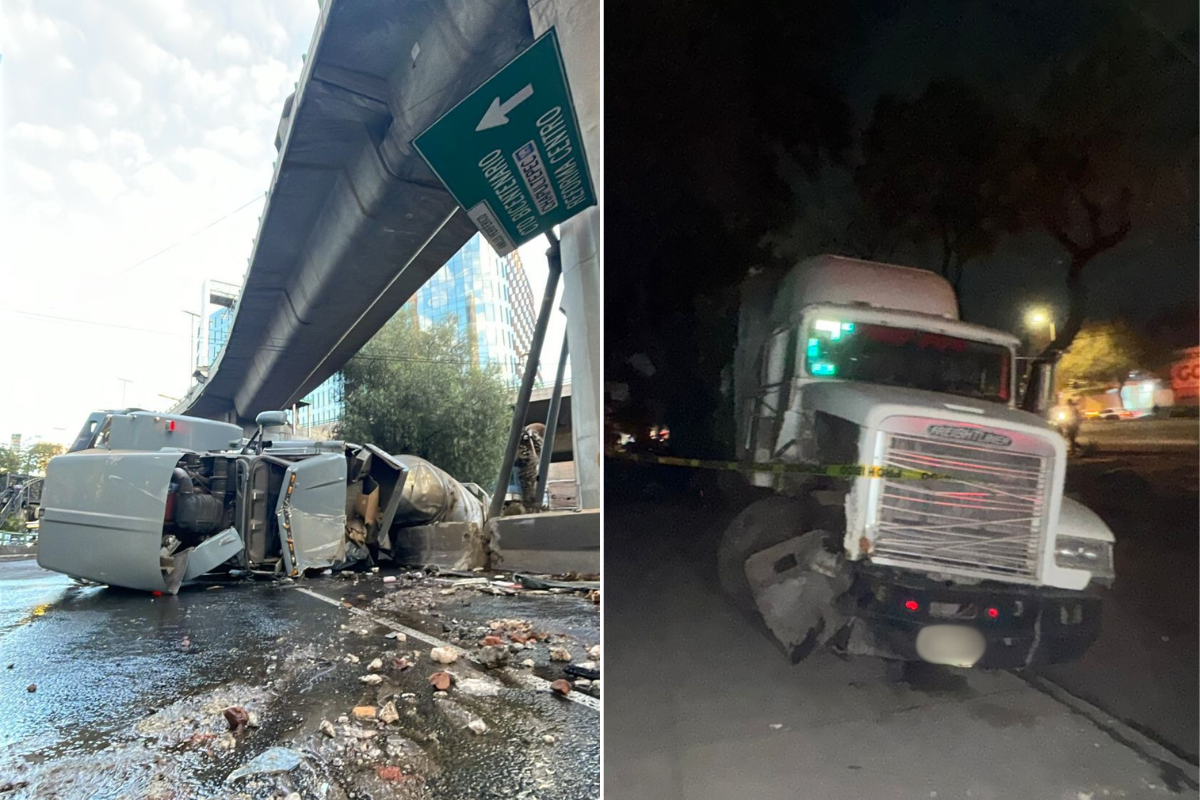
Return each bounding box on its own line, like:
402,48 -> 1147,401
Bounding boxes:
722,255 -> 1115,671
38,410 -> 486,594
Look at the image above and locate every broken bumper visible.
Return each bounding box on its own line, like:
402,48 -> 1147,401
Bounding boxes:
837,568 -> 1103,669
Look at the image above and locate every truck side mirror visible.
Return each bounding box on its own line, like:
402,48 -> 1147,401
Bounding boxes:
1021,360 -> 1057,416
255,410 -> 290,428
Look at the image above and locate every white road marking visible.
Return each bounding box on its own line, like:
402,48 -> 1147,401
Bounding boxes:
292,586 -> 600,712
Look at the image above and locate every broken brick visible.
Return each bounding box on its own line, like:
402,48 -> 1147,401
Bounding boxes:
550,679 -> 572,696
223,706 -> 250,732
480,635 -> 504,647
429,671 -> 452,691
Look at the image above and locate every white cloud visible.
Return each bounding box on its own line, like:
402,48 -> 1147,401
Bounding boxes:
203,125 -> 266,161
68,160 -> 126,201
75,125 -> 101,153
216,33 -> 253,61
8,122 -> 68,149
0,0 -> 319,442
13,161 -> 56,194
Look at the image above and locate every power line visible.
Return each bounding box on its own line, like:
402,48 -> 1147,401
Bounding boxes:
0,308 -> 185,337
112,196 -> 262,278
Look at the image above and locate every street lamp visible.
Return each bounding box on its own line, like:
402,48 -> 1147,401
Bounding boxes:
1026,309 -> 1056,342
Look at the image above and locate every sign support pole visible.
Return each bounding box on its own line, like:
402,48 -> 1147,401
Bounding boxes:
488,230 -> 561,521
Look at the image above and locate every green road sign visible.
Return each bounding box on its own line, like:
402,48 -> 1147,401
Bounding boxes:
413,28 -> 596,256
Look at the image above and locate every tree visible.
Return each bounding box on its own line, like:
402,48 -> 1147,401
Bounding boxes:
0,442 -> 66,476
338,316 -> 512,488
1018,12 -> 1196,362
1056,319 -> 1163,388
24,443 -> 65,475
856,81 -> 1022,298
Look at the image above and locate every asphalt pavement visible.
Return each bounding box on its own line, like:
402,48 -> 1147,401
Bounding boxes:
604,424 -> 1199,800
0,560 -> 599,799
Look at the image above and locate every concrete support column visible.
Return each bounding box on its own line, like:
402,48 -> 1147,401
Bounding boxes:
527,0 -> 601,510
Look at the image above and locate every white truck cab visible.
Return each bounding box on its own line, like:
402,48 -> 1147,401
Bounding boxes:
724,255 -> 1114,669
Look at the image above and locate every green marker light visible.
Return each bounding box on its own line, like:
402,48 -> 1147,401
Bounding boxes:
812,361 -> 837,376
807,338 -> 820,358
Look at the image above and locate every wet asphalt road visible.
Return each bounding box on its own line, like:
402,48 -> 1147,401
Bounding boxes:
0,560 -> 599,799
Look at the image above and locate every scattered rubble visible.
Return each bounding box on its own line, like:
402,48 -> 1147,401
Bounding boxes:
550,679 -> 572,696
353,706 -> 377,721
320,720 -> 337,738
25,684 -> 35,693
467,719 -> 488,735
223,706 -> 250,733
550,647 -> 572,662
429,646 -> 458,664
429,671 -> 453,691
367,658 -> 384,671
224,747 -> 303,784
379,701 -> 400,724
476,645 -> 511,669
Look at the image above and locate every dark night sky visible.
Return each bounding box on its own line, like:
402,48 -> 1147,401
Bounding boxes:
605,0 -> 1197,447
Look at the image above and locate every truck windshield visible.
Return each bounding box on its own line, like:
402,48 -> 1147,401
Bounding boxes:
804,319 -> 1010,403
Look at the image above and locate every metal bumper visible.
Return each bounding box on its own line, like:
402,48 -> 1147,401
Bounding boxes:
835,566 -> 1102,669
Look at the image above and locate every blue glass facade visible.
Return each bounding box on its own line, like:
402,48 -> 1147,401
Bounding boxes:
207,307 -> 233,366
406,233 -> 521,386
302,373 -> 344,426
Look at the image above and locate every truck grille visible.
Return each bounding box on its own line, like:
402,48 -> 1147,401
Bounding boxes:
873,432 -> 1048,579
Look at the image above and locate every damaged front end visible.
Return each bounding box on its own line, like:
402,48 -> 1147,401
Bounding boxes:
743,532 -> 1102,669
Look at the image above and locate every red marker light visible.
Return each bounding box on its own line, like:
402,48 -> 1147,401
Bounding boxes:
151,591 -> 164,597
167,420 -> 176,432
986,607 -> 1000,619
904,599 -> 919,612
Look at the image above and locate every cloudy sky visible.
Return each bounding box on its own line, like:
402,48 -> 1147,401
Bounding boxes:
0,0 -> 562,445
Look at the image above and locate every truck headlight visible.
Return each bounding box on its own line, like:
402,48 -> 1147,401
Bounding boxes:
1054,536 -> 1114,579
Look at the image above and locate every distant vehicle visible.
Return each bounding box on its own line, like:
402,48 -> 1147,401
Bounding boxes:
39,410 -> 486,594
724,255 -> 1115,672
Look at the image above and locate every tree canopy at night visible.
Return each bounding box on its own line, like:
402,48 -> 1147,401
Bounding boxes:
607,0 -> 1197,454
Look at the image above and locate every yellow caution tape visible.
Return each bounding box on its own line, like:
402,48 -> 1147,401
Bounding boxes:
608,451 -> 950,480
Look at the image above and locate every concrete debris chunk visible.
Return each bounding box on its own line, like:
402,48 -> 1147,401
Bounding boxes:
543,734 -> 556,744
467,719 -> 488,734
320,720 -> 337,738
345,654 -> 360,664
477,645 -> 511,669
379,701 -> 400,724
549,647 -> 572,662
359,674 -> 383,685
588,644 -> 601,662
429,646 -> 458,664
367,658 -> 384,672
225,747 -> 303,783
521,659 -> 535,668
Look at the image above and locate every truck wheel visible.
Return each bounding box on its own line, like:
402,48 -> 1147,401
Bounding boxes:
716,494 -> 817,610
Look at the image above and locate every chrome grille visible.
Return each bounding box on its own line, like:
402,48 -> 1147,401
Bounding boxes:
873,432 -> 1048,579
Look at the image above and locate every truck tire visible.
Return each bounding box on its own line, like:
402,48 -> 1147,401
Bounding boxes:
717,494 -> 817,610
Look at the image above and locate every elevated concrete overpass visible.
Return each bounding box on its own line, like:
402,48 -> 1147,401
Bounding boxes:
176,0 -> 535,423
175,0 -> 600,509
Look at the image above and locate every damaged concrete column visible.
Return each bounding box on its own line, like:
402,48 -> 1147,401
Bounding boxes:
527,0 -> 601,511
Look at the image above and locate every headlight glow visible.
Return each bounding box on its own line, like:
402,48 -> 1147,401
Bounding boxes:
1054,535 -> 1114,579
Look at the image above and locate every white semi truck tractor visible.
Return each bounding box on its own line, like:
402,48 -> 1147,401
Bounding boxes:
720,255 -> 1115,671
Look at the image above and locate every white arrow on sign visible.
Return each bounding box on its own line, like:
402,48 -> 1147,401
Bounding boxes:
475,84 -> 534,132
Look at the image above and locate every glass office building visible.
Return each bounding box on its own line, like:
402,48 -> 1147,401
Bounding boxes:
405,233 -> 524,387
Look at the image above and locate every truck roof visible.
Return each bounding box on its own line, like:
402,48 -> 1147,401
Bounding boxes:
771,255 -> 960,325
